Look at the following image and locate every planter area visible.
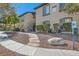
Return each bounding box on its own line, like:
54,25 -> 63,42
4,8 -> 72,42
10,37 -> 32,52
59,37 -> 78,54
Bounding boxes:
7,32 -> 79,50
0,32 -> 79,56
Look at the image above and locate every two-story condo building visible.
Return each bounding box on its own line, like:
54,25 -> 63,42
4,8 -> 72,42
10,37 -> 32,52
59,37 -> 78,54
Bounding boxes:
19,12 -> 36,32
34,3 -> 79,33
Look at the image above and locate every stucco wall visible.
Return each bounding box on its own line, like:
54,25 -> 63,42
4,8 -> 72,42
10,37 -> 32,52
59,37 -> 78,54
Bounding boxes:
36,3 -> 79,33
36,3 -> 70,31
20,13 -> 35,32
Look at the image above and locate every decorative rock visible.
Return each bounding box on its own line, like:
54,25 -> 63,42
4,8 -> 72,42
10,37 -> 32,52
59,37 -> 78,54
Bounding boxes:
48,37 -> 65,45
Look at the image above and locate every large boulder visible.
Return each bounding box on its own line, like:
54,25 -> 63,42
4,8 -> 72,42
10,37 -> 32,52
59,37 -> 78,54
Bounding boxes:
48,37 -> 65,45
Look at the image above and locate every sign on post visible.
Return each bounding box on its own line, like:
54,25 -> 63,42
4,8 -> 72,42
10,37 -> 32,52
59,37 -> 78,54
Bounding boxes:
71,21 -> 77,29
71,21 -> 78,50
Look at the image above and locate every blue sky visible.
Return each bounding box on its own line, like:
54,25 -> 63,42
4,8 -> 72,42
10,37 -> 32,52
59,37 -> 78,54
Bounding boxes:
14,3 -> 41,16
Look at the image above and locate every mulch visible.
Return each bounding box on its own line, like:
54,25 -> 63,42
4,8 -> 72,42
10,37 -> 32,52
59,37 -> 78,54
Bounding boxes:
0,32 -> 26,56
9,32 -> 79,51
0,32 -> 79,56
0,44 -> 25,56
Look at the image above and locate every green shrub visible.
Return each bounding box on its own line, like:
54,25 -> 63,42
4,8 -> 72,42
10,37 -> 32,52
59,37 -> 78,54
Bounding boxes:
36,25 -> 43,32
63,23 -> 72,32
36,24 -> 49,32
53,23 -> 59,32
43,23 -> 49,31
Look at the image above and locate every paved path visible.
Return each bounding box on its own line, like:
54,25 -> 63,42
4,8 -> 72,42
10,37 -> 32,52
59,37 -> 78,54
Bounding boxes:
0,39 -> 79,56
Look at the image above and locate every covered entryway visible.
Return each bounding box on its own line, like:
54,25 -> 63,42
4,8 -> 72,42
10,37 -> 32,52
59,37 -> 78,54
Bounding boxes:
60,17 -> 72,32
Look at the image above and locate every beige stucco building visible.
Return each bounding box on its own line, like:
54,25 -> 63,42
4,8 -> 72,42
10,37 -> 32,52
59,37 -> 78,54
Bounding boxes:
34,3 -> 79,33
19,12 -> 36,32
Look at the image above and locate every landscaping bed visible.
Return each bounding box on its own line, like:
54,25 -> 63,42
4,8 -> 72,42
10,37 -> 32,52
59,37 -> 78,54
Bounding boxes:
8,32 -> 29,45
7,32 -> 79,51
0,44 -> 25,56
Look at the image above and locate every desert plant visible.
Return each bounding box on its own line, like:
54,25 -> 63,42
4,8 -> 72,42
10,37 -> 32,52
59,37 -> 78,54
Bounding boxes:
36,23 -> 49,33
36,25 -> 43,32
63,23 -> 72,32
53,23 -> 59,32
63,3 -> 79,29
42,23 -> 49,32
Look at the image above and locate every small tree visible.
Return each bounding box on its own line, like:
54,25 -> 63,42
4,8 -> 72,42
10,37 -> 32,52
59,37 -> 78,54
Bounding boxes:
43,23 -> 49,33
64,3 -> 79,20
63,3 -> 79,50
0,3 -> 19,31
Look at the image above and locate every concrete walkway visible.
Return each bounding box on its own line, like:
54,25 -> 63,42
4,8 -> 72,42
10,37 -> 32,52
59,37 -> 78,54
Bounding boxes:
0,40 -> 79,56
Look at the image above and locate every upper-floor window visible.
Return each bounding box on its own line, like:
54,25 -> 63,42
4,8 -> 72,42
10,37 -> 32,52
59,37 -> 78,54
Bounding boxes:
59,3 -> 65,9
43,5 -> 50,16
52,6 -> 57,12
59,3 -> 65,11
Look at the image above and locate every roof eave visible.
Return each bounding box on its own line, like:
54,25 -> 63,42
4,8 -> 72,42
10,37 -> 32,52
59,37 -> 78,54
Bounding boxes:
19,12 -> 35,17
34,3 -> 48,10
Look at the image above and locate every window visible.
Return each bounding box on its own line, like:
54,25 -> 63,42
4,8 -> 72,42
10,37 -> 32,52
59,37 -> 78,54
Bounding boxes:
59,3 -> 65,11
52,6 -> 57,12
65,18 -> 71,23
60,17 -> 72,23
43,5 -> 50,16
59,3 -> 65,9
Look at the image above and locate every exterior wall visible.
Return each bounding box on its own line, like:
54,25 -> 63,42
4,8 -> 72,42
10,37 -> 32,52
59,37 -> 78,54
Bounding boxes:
20,13 -> 35,32
36,3 -> 70,31
19,16 -> 25,30
36,3 -> 79,33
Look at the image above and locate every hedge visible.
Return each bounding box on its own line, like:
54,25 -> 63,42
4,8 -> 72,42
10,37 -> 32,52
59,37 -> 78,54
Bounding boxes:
36,25 -> 44,32
63,23 -> 72,32
36,24 -> 49,32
